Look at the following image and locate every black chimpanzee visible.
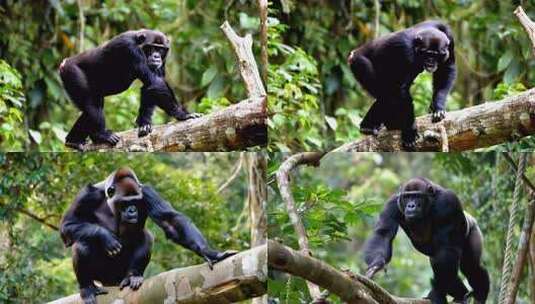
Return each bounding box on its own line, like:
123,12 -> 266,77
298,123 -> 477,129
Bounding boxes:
363,177 -> 489,304
348,20 -> 456,150
59,29 -> 201,151
60,168 -> 236,304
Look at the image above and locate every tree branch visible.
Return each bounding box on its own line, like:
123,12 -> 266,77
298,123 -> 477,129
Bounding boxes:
268,240 -> 430,304
221,21 -> 266,98
515,6 -> 535,55
258,0 -> 268,84
275,152 -> 326,300
48,245 -> 267,304
333,88 -> 535,152
82,97 -> 266,151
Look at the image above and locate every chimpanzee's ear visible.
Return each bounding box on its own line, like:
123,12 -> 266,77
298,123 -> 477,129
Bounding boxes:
135,33 -> 146,45
414,35 -> 423,46
427,184 -> 435,195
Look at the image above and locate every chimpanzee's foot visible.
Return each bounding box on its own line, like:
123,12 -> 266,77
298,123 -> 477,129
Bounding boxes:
90,130 -> 120,146
65,140 -> 86,151
80,285 -> 108,304
401,129 -> 419,151
360,124 -> 381,136
137,124 -> 152,137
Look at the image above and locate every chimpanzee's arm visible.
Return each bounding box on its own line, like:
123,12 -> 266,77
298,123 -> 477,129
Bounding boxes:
362,196 -> 401,278
431,62 -> 455,113
60,186 -> 122,256
431,23 -> 456,118
143,185 -> 236,269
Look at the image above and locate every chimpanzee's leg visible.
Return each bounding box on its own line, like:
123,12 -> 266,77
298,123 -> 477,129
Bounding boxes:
72,241 -> 109,304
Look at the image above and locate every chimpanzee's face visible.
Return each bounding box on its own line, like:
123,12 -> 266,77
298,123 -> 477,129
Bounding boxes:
143,44 -> 168,70
136,30 -> 170,71
398,179 -> 435,223
118,201 -> 140,224
414,29 -> 450,73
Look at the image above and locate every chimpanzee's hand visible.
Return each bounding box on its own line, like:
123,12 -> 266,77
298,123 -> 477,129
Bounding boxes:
429,106 -> 446,123
101,232 -> 122,257
365,257 -> 385,279
119,275 -> 144,290
186,113 -> 202,120
203,250 -> 239,270
138,124 -> 152,137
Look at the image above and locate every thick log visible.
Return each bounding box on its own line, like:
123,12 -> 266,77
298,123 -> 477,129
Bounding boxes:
268,240 -> 429,304
82,97 -> 266,152
333,88 -> 535,152
48,245 -> 267,304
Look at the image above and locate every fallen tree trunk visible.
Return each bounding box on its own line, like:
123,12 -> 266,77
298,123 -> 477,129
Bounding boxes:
83,97 -> 266,152
48,245 -> 267,304
333,88 -> 535,152
268,240 -> 430,304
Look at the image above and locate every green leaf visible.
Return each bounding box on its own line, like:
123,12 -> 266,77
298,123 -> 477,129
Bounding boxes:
201,66 -> 218,87
504,59 -> 521,84
325,115 -> 337,131
28,129 -> 42,144
497,51 -> 513,71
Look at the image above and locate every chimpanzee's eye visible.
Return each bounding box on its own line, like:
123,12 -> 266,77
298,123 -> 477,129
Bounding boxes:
106,186 -> 115,198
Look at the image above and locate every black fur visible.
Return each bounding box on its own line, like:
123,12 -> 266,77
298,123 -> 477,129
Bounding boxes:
363,178 -> 489,304
59,29 -> 198,151
348,21 -> 456,150
60,168 -> 236,304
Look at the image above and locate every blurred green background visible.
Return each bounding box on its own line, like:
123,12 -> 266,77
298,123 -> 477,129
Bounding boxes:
0,0 -> 263,151
0,152 -> 252,302
268,152 -> 534,303
267,1 -> 535,151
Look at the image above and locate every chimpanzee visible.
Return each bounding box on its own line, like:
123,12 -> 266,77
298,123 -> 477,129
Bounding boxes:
60,168 -> 236,304
59,29 -> 201,151
348,20 -> 456,150
363,177 -> 489,304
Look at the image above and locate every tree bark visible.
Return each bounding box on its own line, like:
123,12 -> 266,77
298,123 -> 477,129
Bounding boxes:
48,245 -> 267,304
530,228 -> 535,303
82,97 -> 266,152
268,240 -> 430,304
257,0 -> 268,84
515,6 -> 535,56
275,152 -> 326,301
220,21 -> 266,99
247,153 -> 268,304
333,88 -> 535,152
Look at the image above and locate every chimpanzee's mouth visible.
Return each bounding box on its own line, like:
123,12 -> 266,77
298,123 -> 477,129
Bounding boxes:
124,216 -> 138,224
424,62 -> 438,73
404,212 -> 420,221
148,58 -> 162,69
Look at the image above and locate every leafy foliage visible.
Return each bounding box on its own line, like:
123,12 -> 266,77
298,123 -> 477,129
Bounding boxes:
0,60 -> 26,151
